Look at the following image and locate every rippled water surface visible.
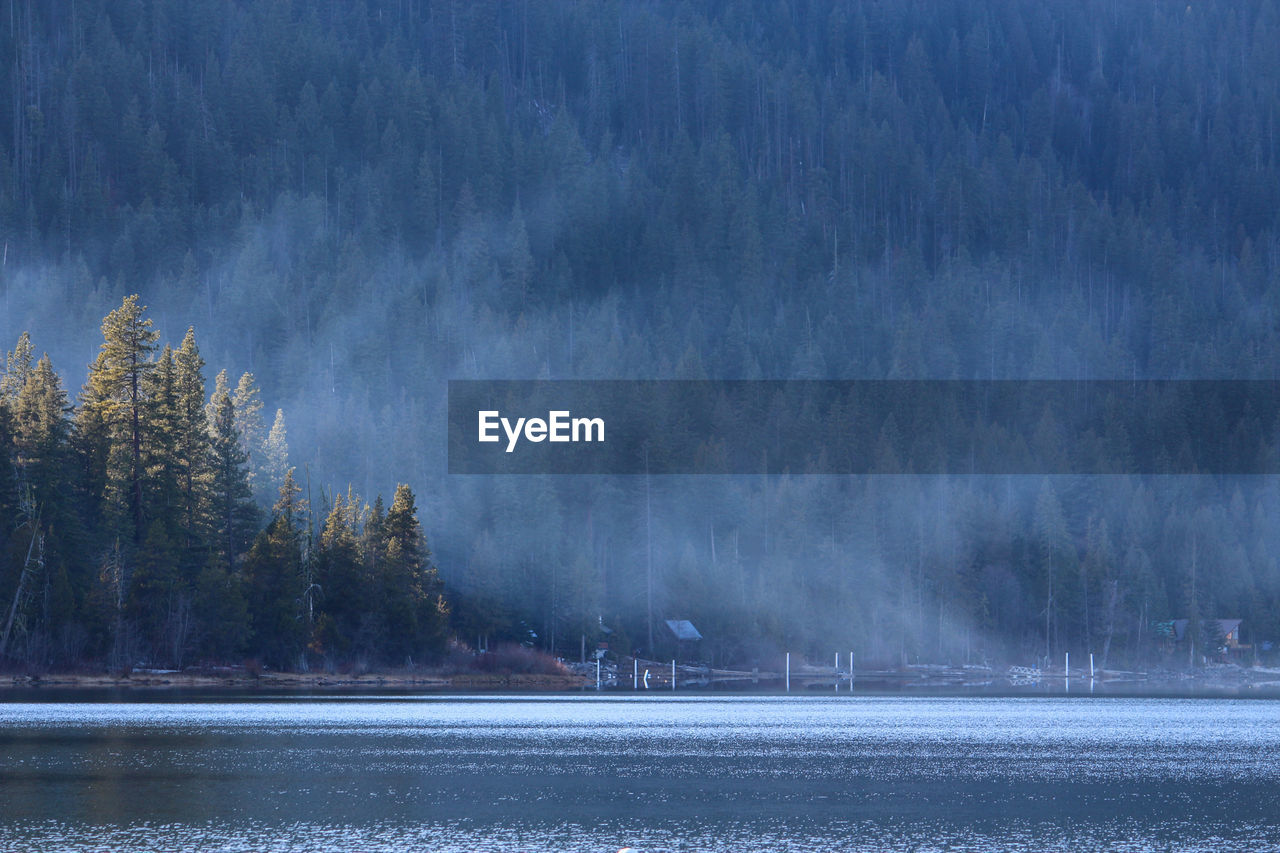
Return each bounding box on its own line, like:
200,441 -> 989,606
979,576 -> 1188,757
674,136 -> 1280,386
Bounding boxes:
2,693 -> 1278,851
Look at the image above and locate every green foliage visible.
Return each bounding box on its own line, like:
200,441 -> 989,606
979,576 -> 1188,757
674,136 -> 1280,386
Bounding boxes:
242,470 -> 307,668
208,372 -> 259,574
307,484 -> 446,666
381,485 -> 448,660
172,328 -> 213,555
81,295 -> 159,544
312,491 -> 367,661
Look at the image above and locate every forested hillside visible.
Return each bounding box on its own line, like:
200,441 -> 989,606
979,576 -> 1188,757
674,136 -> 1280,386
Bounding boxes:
2,0 -> 1280,669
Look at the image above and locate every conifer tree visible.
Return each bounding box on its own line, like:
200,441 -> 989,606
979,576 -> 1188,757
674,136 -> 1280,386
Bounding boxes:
13,354 -> 70,499
208,377 -> 257,575
193,556 -> 249,663
243,469 -> 308,668
173,329 -> 213,553
6,351 -> 80,657
205,370 -> 230,429
72,362 -> 113,542
382,484 -> 447,660
129,345 -> 197,665
82,295 -> 159,543
1,331 -> 34,399
185,379 -> 257,663
313,491 -> 367,660
131,518 -> 189,665
142,346 -> 180,519
363,495 -> 387,573
232,372 -> 265,495
262,409 -> 289,498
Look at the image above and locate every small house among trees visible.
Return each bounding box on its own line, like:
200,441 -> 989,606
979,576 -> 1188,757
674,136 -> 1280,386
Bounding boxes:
664,619 -> 702,662
1153,618 -> 1245,659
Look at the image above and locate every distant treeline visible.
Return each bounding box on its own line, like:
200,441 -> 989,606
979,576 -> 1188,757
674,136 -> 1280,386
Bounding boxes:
0,297 -> 446,671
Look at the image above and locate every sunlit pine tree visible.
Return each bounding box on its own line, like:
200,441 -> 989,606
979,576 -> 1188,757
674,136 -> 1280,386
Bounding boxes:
80,295 -> 159,545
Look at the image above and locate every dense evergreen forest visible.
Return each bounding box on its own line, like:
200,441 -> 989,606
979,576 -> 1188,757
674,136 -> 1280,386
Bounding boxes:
1,298 -> 447,669
2,0 -> 1280,670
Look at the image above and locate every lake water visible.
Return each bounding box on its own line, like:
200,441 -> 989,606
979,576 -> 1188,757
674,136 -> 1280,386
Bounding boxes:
1,693 -> 1278,851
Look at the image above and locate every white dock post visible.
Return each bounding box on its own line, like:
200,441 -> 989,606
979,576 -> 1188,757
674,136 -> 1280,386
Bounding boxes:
672,659 -> 676,691
1089,653 -> 1095,679
785,652 -> 790,692
835,652 -> 839,691
634,658 -> 638,690
1065,652 -> 1069,677
850,650 -> 855,691
596,658 -> 601,689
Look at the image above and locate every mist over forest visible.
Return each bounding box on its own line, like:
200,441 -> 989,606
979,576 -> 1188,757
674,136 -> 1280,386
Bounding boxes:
2,0 -> 1280,670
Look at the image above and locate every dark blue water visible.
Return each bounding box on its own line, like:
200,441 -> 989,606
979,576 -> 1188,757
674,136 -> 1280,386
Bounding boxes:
2,694 -> 1278,851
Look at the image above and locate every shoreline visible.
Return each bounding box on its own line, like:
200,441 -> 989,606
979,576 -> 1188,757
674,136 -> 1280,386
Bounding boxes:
6,670 -> 1280,697
2,670 -> 594,691
6,661 -> 1280,695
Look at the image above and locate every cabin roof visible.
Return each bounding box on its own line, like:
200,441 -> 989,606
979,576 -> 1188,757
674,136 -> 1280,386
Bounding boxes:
664,619 -> 702,641
1161,618 -> 1242,641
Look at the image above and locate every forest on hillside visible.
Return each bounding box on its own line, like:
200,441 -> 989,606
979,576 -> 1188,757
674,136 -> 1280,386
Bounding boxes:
2,0 -> 1280,670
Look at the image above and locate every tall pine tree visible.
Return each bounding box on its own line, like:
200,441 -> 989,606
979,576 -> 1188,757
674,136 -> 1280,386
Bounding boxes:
381,484 -> 447,662
232,372 -> 265,498
81,295 -> 159,544
208,373 -> 258,574
242,469 -> 307,668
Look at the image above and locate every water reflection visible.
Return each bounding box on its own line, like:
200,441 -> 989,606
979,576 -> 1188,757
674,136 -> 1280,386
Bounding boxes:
2,695 -> 1278,851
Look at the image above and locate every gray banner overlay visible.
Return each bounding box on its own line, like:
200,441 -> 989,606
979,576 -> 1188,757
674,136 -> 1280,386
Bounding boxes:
447,380 -> 1280,475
